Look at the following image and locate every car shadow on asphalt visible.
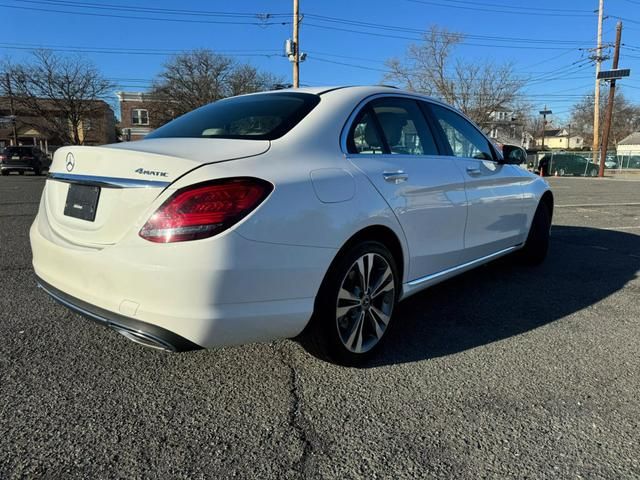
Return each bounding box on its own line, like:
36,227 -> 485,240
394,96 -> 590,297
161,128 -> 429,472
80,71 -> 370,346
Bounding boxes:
367,225 -> 640,368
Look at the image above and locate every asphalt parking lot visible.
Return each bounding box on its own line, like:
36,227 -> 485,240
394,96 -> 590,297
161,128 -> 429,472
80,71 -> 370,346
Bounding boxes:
1,174 -> 639,479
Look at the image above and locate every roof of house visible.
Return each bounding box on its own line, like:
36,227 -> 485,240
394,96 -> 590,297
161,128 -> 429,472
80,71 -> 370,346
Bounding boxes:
618,132 -> 640,145
541,129 -> 563,137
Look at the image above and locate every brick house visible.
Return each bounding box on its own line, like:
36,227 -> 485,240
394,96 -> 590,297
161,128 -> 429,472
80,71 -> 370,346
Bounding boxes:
0,96 -> 116,152
116,92 -> 157,141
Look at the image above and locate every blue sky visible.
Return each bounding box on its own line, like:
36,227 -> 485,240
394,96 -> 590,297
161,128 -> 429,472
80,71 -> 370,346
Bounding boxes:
2,0 -> 640,123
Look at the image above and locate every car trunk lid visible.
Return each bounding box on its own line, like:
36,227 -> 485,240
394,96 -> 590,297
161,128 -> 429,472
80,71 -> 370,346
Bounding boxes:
43,138 -> 269,246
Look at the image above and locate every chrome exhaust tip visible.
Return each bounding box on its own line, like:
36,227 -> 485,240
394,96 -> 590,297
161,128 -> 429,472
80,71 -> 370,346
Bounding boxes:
112,327 -> 175,352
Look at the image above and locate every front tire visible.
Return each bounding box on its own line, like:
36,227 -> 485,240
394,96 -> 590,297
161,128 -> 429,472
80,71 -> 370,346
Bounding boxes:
303,241 -> 399,366
518,202 -> 551,265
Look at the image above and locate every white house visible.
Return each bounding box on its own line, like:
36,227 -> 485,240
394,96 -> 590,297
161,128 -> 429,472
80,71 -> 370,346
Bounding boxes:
617,132 -> 640,156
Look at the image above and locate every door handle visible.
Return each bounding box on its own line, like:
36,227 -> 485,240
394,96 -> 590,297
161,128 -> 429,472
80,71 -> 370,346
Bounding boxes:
466,167 -> 482,176
383,171 -> 409,184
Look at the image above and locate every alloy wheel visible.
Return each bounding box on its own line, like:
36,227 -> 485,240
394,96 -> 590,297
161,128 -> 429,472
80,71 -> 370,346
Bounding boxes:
335,253 -> 395,354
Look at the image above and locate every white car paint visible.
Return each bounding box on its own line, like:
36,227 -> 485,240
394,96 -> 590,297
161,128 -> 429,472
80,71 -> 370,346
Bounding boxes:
30,85 -> 551,352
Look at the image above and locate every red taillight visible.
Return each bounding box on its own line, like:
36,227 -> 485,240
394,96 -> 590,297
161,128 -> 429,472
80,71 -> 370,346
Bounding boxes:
139,177 -> 273,243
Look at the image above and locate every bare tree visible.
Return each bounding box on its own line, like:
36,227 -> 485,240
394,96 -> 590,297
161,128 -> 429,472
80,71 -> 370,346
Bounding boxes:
569,90 -> 640,147
384,26 -> 525,127
3,50 -> 114,145
147,50 -> 283,127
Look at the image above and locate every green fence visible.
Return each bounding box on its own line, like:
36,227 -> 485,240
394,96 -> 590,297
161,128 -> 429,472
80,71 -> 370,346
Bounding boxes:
527,151 -> 640,177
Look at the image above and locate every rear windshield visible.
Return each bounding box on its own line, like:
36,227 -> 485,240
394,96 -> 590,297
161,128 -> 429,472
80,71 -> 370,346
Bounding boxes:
147,92 -> 320,141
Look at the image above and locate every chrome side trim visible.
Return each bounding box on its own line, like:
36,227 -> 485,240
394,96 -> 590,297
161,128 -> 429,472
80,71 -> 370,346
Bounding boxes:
48,172 -> 171,189
407,246 -> 519,287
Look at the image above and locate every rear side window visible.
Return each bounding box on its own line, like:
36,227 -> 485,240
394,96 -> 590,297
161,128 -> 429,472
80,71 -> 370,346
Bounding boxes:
147,92 -> 320,141
429,104 -> 495,161
370,98 -> 438,155
348,109 -> 385,154
347,97 -> 439,156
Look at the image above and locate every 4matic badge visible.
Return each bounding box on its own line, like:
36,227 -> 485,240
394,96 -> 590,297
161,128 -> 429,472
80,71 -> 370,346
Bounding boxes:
135,168 -> 168,177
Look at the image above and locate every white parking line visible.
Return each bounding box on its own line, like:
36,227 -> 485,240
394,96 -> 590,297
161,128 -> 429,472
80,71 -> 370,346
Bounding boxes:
556,203 -> 640,208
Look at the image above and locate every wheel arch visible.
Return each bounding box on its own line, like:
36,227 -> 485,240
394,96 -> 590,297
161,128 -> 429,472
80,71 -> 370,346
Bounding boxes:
313,224 -> 406,312
540,189 -> 554,223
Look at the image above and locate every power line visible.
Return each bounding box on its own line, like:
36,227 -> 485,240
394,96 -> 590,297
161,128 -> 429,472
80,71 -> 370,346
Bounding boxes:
405,0 -> 594,17
0,2 -> 292,26
11,0 -> 290,18
303,13 -> 590,45
304,22 -> 586,50
0,42 -> 283,57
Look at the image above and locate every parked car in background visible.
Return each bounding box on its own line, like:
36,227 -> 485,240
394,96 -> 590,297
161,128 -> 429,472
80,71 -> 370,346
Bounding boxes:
539,153 -> 599,177
31,85 -> 553,365
0,146 -> 51,176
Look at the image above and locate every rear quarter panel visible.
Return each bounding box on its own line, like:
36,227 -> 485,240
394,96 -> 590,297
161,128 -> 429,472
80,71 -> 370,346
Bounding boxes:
166,145 -> 411,283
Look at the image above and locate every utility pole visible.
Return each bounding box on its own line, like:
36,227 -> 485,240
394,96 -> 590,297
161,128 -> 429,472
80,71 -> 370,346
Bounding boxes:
5,73 -> 18,146
540,105 -> 552,149
599,21 -> 623,177
539,106 -> 552,176
592,0 -> 605,160
292,0 -> 300,88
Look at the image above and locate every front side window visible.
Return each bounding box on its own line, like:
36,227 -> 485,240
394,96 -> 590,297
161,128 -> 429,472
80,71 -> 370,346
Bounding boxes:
147,92 -> 320,140
132,109 -> 149,126
429,104 -> 495,161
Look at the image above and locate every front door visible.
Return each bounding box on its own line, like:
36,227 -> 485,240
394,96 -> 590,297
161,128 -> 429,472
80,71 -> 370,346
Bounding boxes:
426,103 -> 528,261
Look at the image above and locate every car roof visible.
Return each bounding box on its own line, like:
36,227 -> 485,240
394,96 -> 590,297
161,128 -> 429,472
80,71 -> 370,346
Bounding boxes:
251,85 -> 445,105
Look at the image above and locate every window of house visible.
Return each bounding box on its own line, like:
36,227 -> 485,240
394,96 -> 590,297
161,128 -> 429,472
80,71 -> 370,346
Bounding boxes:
132,109 -> 149,126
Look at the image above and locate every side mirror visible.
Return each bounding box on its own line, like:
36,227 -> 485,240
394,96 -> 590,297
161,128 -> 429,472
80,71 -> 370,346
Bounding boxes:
501,144 -> 526,165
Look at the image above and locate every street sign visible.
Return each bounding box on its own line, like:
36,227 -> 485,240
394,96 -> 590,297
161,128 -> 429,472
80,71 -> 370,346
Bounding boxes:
598,68 -> 631,80
539,110 -> 552,115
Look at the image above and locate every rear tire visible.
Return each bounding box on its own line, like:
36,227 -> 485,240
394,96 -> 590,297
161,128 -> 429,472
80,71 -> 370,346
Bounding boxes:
518,202 -> 551,265
1,171 -> 8,176
302,241 -> 399,366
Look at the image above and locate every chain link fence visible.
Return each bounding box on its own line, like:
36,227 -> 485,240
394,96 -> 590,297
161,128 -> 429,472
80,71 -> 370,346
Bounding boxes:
525,150 -> 640,177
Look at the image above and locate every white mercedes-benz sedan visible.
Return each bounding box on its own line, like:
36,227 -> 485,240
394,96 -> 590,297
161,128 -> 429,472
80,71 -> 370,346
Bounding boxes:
31,86 -> 552,365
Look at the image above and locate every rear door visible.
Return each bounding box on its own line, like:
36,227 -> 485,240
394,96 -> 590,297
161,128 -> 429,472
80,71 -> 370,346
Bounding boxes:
345,96 -> 467,281
425,103 -> 527,261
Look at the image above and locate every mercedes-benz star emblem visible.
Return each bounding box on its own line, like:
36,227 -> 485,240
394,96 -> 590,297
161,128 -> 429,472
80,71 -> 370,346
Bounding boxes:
65,153 -> 75,172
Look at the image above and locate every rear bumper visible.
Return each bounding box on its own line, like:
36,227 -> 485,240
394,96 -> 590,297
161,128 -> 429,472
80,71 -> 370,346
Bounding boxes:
30,214 -> 335,349
37,276 -> 201,351
1,164 -> 34,171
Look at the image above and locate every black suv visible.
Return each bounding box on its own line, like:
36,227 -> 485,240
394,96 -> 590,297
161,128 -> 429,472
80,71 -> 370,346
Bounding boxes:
0,146 -> 51,176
